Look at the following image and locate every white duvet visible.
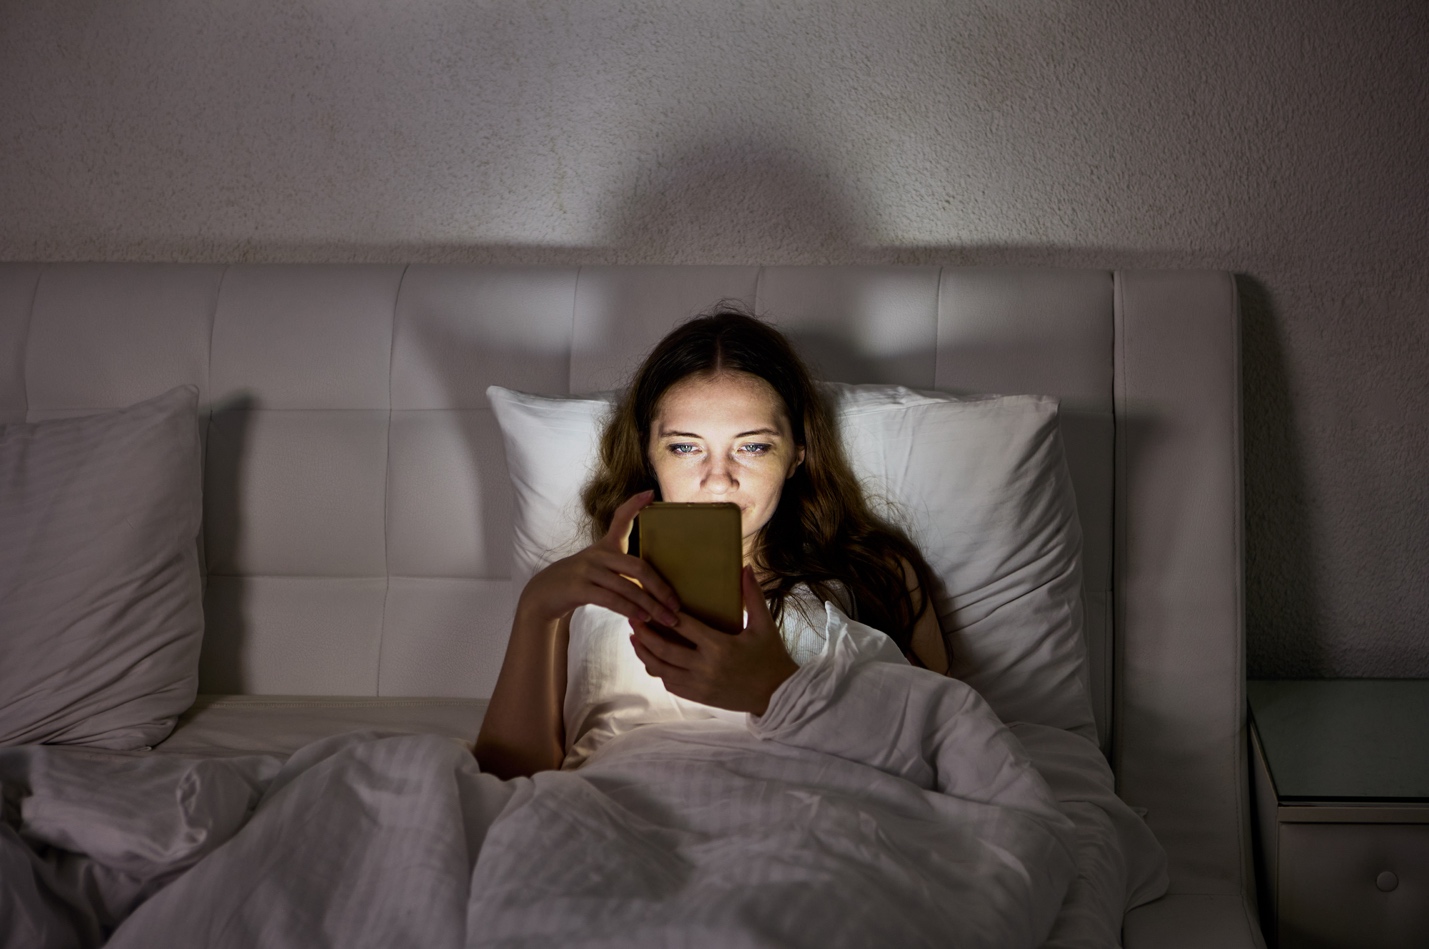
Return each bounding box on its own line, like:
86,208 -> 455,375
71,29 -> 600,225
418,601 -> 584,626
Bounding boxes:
1,607 -> 1165,948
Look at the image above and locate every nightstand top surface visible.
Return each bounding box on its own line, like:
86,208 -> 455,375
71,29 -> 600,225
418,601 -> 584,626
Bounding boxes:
1248,678 -> 1429,802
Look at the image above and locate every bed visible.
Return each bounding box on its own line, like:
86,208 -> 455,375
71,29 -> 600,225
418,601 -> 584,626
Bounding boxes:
0,262 -> 1263,947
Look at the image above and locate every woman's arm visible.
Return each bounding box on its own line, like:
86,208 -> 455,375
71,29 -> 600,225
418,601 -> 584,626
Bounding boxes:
474,608 -> 572,780
474,491 -> 680,779
909,601 -> 948,674
904,559 -> 949,674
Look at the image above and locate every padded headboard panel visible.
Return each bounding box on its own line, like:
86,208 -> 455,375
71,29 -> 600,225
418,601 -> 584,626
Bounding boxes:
0,263 -> 1113,729
0,261 -> 1250,909
0,261 -> 1238,753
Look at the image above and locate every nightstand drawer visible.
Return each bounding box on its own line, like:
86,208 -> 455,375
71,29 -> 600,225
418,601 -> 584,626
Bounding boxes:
1276,821 -> 1429,949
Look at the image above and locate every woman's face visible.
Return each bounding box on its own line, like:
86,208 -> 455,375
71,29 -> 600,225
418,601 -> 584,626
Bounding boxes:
648,371 -> 805,560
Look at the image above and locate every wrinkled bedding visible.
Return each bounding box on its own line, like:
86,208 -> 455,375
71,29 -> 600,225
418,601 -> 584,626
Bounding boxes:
1,610 -> 1165,949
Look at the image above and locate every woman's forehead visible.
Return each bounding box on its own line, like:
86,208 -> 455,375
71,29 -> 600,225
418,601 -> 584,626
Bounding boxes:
653,371 -> 791,431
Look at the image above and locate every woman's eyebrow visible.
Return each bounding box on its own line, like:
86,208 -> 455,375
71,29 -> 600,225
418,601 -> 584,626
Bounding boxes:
657,427 -> 783,438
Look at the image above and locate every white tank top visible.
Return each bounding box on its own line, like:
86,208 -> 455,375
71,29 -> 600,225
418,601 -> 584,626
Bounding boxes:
561,586 -> 845,768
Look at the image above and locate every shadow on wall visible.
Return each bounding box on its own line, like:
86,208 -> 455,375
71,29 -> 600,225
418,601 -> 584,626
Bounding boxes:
595,137 -> 873,265
1238,276 -> 1323,677
198,393 -> 257,693
590,144 -> 1312,679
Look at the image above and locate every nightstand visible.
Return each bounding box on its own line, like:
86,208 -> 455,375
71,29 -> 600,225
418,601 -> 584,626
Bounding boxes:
1248,679 -> 1429,949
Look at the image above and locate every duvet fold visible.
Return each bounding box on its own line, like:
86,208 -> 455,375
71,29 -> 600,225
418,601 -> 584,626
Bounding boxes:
468,605 -> 1079,948
0,604 -> 1161,949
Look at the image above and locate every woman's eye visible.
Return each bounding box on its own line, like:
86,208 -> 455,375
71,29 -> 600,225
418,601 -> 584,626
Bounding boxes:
668,443 -> 699,455
739,443 -> 772,455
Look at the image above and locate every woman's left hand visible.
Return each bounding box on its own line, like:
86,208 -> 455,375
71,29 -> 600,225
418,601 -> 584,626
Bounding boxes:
628,566 -> 798,715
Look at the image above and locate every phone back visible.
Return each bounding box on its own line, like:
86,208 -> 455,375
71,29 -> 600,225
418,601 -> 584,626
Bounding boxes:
635,502 -> 742,634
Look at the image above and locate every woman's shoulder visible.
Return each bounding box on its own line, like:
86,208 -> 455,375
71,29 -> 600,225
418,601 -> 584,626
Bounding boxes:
788,580 -> 856,620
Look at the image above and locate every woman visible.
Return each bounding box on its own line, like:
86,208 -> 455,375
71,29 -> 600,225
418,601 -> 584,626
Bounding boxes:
476,307 -> 947,779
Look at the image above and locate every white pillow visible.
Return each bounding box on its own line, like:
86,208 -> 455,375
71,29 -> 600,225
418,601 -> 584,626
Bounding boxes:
486,387 -> 617,592
0,385 -> 205,749
824,384 -> 1094,737
487,383 -> 1094,736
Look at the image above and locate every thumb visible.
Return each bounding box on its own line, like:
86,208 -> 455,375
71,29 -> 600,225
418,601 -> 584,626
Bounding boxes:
604,489 -> 656,550
741,566 -> 777,635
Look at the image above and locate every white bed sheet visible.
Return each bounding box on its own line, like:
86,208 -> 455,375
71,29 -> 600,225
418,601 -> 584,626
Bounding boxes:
0,741 -> 1158,949
0,610 -> 1165,948
151,694 -> 488,757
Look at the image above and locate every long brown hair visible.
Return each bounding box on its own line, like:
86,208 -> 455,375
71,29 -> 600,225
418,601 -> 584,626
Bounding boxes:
581,305 -> 938,658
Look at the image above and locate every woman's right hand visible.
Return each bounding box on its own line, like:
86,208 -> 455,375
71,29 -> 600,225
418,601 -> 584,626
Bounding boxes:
516,489 -> 681,628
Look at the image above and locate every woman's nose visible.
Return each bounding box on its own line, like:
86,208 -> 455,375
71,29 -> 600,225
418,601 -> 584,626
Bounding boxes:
703,457 -> 737,493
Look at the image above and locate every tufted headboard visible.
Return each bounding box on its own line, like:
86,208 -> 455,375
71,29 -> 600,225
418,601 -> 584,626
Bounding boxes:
0,262 -> 1255,942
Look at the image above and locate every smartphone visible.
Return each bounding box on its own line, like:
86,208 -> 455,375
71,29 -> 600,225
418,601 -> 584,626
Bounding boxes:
632,501 -> 743,634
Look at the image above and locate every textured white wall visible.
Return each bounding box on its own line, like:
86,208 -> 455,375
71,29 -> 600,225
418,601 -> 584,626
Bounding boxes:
2,0 -> 1425,677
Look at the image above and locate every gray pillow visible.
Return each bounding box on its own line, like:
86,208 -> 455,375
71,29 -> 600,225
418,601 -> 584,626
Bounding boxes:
0,385 -> 204,749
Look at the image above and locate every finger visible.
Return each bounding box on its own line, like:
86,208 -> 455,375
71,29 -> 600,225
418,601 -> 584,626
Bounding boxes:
665,611 -> 720,649
580,584 -> 665,624
629,633 -> 659,676
603,552 -> 680,616
584,562 -> 678,625
630,631 -> 690,681
603,489 -> 656,551
629,619 -> 695,670
742,566 -> 777,635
